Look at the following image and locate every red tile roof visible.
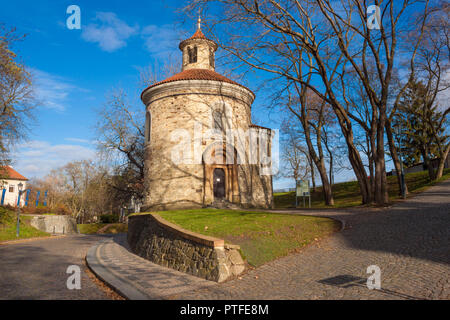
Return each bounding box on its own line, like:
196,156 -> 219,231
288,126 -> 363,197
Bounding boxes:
189,28 -> 208,40
179,28 -> 218,50
141,68 -> 254,97
0,166 -> 28,181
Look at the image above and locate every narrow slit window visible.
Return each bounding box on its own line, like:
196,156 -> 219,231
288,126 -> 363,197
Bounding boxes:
145,111 -> 151,143
213,110 -> 225,132
209,48 -> 214,67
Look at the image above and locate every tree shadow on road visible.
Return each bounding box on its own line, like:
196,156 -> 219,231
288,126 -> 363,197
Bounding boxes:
312,180 -> 450,267
317,275 -> 423,300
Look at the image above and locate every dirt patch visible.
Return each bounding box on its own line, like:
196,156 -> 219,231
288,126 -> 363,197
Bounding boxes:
83,258 -> 125,300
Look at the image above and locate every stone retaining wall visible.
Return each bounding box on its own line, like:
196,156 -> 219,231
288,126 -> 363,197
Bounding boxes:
127,214 -> 245,282
30,215 -> 78,234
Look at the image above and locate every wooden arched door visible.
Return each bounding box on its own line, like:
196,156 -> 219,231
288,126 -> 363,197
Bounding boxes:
213,168 -> 226,200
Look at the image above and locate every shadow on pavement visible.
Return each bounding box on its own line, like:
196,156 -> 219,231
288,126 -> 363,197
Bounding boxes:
318,274 -> 422,300
316,180 -> 450,266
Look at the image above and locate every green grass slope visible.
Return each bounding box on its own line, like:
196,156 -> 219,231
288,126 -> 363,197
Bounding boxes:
274,169 -> 450,208
139,209 -> 340,267
0,207 -> 50,242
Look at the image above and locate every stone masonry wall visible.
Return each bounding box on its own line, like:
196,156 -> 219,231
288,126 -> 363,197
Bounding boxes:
128,214 -> 245,282
142,80 -> 273,210
30,215 -> 78,234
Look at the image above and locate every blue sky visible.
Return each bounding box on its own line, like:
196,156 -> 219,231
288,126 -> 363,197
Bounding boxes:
1,0 -> 363,189
1,1 -> 191,177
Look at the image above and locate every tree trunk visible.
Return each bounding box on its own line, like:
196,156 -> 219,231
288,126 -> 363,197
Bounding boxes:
311,171 -> 316,192
422,150 -> 435,181
368,131 -> 376,195
373,111 -> 389,205
435,144 -> 449,179
303,127 -> 334,205
334,113 -> 372,204
309,156 -> 316,192
329,153 -> 334,187
385,119 -> 409,195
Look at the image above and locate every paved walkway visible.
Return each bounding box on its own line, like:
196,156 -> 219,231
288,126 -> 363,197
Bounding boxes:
89,179 -> 450,299
86,235 -> 215,299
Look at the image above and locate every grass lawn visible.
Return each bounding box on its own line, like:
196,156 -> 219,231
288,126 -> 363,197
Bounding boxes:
274,169 -> 450,209
150,209 -> 341,267
0,207 -> 50,242
78,223 -> 128,234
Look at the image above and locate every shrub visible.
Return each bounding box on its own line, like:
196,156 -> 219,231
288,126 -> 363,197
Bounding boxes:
20,205 -> 47,215
2,204 -> 16,212
99,214 -> 119,223
15,203 -> 70,216
53,204 -> 70,215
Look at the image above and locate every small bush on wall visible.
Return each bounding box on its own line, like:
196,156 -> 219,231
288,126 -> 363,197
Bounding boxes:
99,214 -> 119,223
4,203 -> 72,216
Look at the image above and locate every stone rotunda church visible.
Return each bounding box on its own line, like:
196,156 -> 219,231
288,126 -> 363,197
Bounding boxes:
141,20 -> 274,210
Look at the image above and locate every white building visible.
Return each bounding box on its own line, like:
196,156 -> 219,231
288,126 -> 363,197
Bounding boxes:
0,166 -> 28,207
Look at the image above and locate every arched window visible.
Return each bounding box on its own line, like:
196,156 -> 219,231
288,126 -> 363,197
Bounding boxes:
145,111 -> 151,143
188,46 -> 197,63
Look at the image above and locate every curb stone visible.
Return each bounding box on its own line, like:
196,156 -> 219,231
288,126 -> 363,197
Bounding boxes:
0,235 -> 66,245
86,240 -> 154,300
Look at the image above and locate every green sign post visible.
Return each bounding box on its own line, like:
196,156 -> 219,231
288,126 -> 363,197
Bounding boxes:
296,180 -> 311,208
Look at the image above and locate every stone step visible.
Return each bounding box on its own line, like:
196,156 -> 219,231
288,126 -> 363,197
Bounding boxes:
207,200 -> 241,210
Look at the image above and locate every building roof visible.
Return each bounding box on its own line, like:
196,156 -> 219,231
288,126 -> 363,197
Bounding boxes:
141,68 -> 254,97
142,21 -> 254,100
178,24 -> 218,50
0,166 -> 28,181
250,123 -> 272,131
188,28 -> 208,40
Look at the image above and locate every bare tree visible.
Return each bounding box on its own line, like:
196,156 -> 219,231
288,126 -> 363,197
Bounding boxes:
0,26 -> 36,166
138,59 -> 179,89
184,0 -> 433,205
284,89 -> 336,205
95,61 -> 180,207
95,88 -> 145,204
279,121 -> 311,186
30,161 -> 116,221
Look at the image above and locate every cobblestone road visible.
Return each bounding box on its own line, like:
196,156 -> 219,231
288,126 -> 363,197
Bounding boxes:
167,180 -> 450,300
2,180 -> 449,300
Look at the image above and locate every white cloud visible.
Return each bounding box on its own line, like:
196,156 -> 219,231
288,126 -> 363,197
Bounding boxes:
64,138 -> 93,144
11,140 -> 96,178
141,24 -> 180,57
31,69 -> 83,112
82,12 -> 139,52
80,11 -> 180,57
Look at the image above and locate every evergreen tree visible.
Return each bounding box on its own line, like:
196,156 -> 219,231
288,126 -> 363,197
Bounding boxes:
393,79 -> 447,180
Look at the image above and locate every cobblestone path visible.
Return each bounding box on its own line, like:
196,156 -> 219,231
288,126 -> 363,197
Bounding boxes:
167,179 -> 450,300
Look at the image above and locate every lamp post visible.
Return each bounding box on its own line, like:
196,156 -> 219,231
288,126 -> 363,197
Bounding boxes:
16,182 -> 24,238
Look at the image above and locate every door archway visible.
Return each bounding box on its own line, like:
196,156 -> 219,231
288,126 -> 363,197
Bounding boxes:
213,168 -> 226,199
202,142 -> 240,205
